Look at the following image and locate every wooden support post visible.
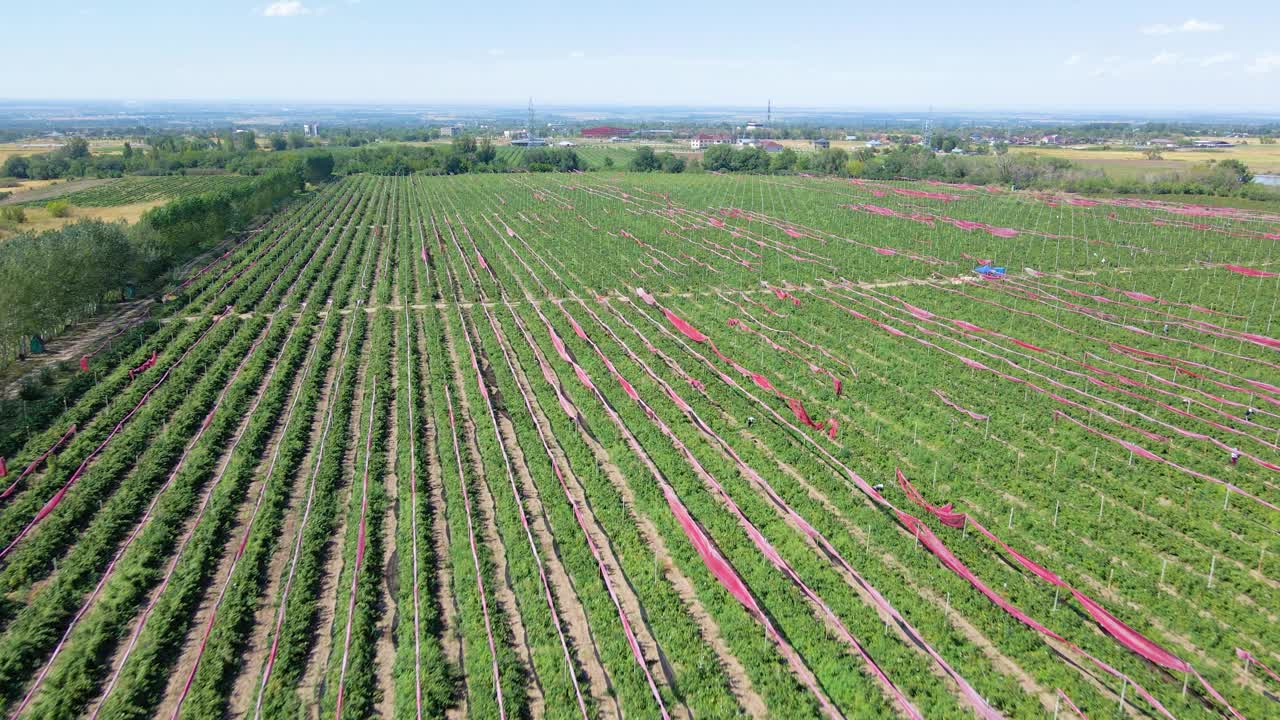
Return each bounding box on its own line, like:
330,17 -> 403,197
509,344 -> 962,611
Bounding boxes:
1053,501 -> 1060,528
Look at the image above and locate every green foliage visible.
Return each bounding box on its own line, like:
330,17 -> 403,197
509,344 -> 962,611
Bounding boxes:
44,200 -> 70,218
303,152 -> 336,184
0,206 -> 25,224
2,155 -> 30,179
520,147 -> 581,172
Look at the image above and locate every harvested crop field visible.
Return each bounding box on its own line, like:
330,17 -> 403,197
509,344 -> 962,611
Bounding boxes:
0,172 -> 1276,720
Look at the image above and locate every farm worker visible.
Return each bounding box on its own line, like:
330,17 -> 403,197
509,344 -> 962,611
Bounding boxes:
1230,448 -> 1240,465
872,483 -> 885,493
1246,407 -> 1255,421
746,416 -> 755,427
1162,324 -> 1169,335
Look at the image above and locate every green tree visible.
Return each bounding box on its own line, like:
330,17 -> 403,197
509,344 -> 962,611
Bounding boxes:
62,137 -> 91,160
630,146 -> 661,172
2,155 -> 30,179
476,139 -> 497,164
122,142 -> 134,160
45,200 -> 71,218
658,152 -> 686,173
236,130 -> 258,152
269,135 -> 288,151
303,152 -> 336,183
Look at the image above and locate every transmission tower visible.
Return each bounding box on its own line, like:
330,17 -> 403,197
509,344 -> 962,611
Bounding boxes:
767,99 -> 772,128
922,106 -> 934,150
527,97 -> 537,140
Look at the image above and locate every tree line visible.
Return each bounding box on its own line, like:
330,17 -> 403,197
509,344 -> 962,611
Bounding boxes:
0,168 -> 302,360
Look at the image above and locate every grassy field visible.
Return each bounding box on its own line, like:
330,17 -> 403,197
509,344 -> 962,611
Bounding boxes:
1011,140 -> 1280,177
0,200 -> 165,239
0,172 -> 1275,720
0,175 -> 254,239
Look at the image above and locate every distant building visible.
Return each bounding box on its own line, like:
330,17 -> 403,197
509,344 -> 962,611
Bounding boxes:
865,139 -> 883,147
844,135 -> 858,141
812,137 -> 830,149
608,136 -> 631,143
760,140 -> 785,153
690,133 -> 731,150
745,121 -> 765,130
736,137 -> 758,147
511,136 -> 547,147
557,140 -> 576,147
440,125 -> 465,137
581,126 -> 633,138
1193,139 -> 1234,148
302,123 -> 320,137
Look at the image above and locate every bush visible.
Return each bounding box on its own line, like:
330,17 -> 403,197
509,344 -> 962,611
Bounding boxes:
45,200 -> 71,218
0,206 -> 25,224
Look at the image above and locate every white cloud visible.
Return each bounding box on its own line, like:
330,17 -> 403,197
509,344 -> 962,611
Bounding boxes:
1142,18 -> 1224,35
1064,54 -> 1081,66
1151,51 -> 1179,65
263,1 -> 311,16
1181,19 -> 1224,33
1199,52 -> 1238,67
1246,52 -> 1280,73
488,48 -> 505,56
569,50 -> 586,59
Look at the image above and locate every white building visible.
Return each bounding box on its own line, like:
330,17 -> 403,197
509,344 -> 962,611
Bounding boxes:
690,133 -> 731,150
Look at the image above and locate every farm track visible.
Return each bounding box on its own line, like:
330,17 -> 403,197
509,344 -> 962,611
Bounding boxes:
6,173 -> 1279,720
296,323 -> 369,710
153,312 -> 322,718
85,313 -> 301,719
440,308 -> 548,718
415,313 -> 469,720
374,312 -> 400,719
225,318 -> 345,718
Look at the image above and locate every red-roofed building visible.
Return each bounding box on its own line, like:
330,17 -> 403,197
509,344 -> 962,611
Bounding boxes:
690,133 -> 731,150
581,126 -> 633,138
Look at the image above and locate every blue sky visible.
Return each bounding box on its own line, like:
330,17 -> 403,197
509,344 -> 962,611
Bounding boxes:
5,1 -> 1278,110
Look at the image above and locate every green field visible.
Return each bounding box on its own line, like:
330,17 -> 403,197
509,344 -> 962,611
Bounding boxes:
17,174 -> 256,207
0,172 -> 1276,720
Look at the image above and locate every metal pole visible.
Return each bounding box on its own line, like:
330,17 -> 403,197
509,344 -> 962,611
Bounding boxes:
1053,501 -> 1060,528
1160,557 -> 1167,584
1208,555 -> 1216,588
1098,493 -> 1104,520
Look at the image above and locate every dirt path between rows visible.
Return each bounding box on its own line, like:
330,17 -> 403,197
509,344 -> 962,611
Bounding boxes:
1,299 -> 152,400
226,320 -> 346,717
153,317 -> 318,719
416,314 -> 467,720
295,326 -> 369,713
81,317 -> 283,718
441,309 -> 546,718
375,314 -> 401,719
0,177 -> 115,206
493,394 -> 619,718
